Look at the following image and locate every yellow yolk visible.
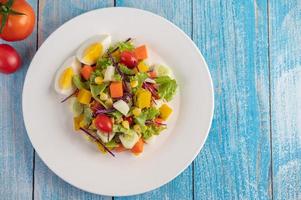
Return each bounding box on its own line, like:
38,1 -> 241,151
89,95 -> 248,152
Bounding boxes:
83,43 -> 103,64
59,67 -> 74,89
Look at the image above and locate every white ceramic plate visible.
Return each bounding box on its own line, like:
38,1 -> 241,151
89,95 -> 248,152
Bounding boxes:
23,7 -> 214,196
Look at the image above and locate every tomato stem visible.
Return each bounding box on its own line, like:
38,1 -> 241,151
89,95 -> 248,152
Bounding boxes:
0,0 -> 25,34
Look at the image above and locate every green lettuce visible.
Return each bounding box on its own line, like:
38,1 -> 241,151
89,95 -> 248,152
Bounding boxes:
155,76 -> 177,101
134,107 -> 160,126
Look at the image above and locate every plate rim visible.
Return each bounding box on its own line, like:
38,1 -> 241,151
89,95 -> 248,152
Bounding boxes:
22,7 -> 214,196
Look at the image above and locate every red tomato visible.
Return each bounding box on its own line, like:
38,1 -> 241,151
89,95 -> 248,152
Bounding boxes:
120,51 -> 137,69
124,116 -> 133,125
0,0 -> 35,41
95,114 -> 113,133
0,44 -> 21,74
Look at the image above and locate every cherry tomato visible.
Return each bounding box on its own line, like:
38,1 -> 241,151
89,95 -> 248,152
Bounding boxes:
120,51 -> 137,68
95,114 -> 113,133
124,116 -> 133,125
0,0 -> 35,41
0,44 -> 21,74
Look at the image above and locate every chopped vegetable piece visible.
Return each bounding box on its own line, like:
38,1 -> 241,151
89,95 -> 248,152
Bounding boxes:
134,45 -> 148,60
130,80 -> 138,88
136,89 -> 151,109
113,100 -> 129,115
122,120 -> 130,129
159,104 -> 173,120
119,130 -> 139,149
148,71 -> 157,78
95,114 -> 113,133
155,118 -> 164,124
94,76 -> 103,84
132,107 -> 141,117
133,124 -> 141,133
137,62 -> 149,73
81,65 -> 93,80
131,138 -> 144,154
97,131 -> 115,143
73,115 -> 84,131
110,82 -> 123,98
104,65 -> 115,82
114,144 -> 127,152
99,92 -> 108,101
77,89 -> 92,105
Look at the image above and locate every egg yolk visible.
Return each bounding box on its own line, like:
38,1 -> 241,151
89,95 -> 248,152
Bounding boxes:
59,67 -> 74,89
83,43 -> 103,64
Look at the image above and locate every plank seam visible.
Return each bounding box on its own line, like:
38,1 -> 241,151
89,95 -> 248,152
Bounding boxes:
32,0 -> 39,199
191,0 -> 195,199
266,0 -> 274,199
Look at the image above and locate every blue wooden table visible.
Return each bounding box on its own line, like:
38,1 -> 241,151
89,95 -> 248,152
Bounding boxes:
1,0 -> 300,199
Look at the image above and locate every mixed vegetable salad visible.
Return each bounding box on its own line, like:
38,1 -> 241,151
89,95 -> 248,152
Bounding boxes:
54,35 -> 178,156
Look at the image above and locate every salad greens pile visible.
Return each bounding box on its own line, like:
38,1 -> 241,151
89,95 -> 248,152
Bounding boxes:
61,38 -> 177,156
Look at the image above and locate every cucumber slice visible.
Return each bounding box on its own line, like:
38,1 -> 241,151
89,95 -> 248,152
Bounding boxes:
119,130 -> 139,149
113,100 -> 130,116
97,131 -> 116,143
154,64 -> 172,77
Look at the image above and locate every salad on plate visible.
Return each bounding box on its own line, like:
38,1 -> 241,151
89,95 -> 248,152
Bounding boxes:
54,34 -> 178,156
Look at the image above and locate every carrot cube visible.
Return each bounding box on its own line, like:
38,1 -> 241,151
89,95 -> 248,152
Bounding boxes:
134,45 -> 148,60
110,82 -> 123,98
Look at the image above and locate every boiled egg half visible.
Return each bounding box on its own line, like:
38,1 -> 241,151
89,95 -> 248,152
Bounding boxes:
76,34 -> 111,65
54,56 -> 81,95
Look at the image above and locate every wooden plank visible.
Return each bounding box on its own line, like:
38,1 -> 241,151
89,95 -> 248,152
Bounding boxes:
0,0 -> 37,199
269,1 -> 301,199
34,1 -> 113,199
192,0 -> 271,199
115,0 -> 193,199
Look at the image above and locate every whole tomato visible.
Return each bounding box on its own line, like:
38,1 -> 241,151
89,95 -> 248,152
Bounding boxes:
94,114 -> 113,133
0,44 -> 21,74
0,0 -> 35,41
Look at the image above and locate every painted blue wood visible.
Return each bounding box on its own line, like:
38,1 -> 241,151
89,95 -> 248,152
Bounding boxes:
0,0 -> 37,199
1,1 -> 300,199
115,0 -> 193,199
269,1 -> 301,199
34,1 -> 113,200
192,0 -> 271,199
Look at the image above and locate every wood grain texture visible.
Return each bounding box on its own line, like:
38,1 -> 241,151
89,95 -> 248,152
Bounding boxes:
269,1 -> 301,199
115,0 -> 193,199
192,0 -> 271,199
34,1 -> 113,200
0,0 -> 37,199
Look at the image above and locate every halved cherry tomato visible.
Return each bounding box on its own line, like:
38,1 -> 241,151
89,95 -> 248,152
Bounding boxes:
94,114 -> 113,133
120,51 -> 137,69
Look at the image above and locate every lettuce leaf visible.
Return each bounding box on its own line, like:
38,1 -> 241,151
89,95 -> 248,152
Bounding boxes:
141,124 -> 166,140
96,57 -> 112,70
130,72 -> 148,92
119,64 -> 135,75
83,106 -> 93,126
72,75 -> 89,90
108,41 -> 134,53
134,107 -> 160,126
155,76 -> 177,101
